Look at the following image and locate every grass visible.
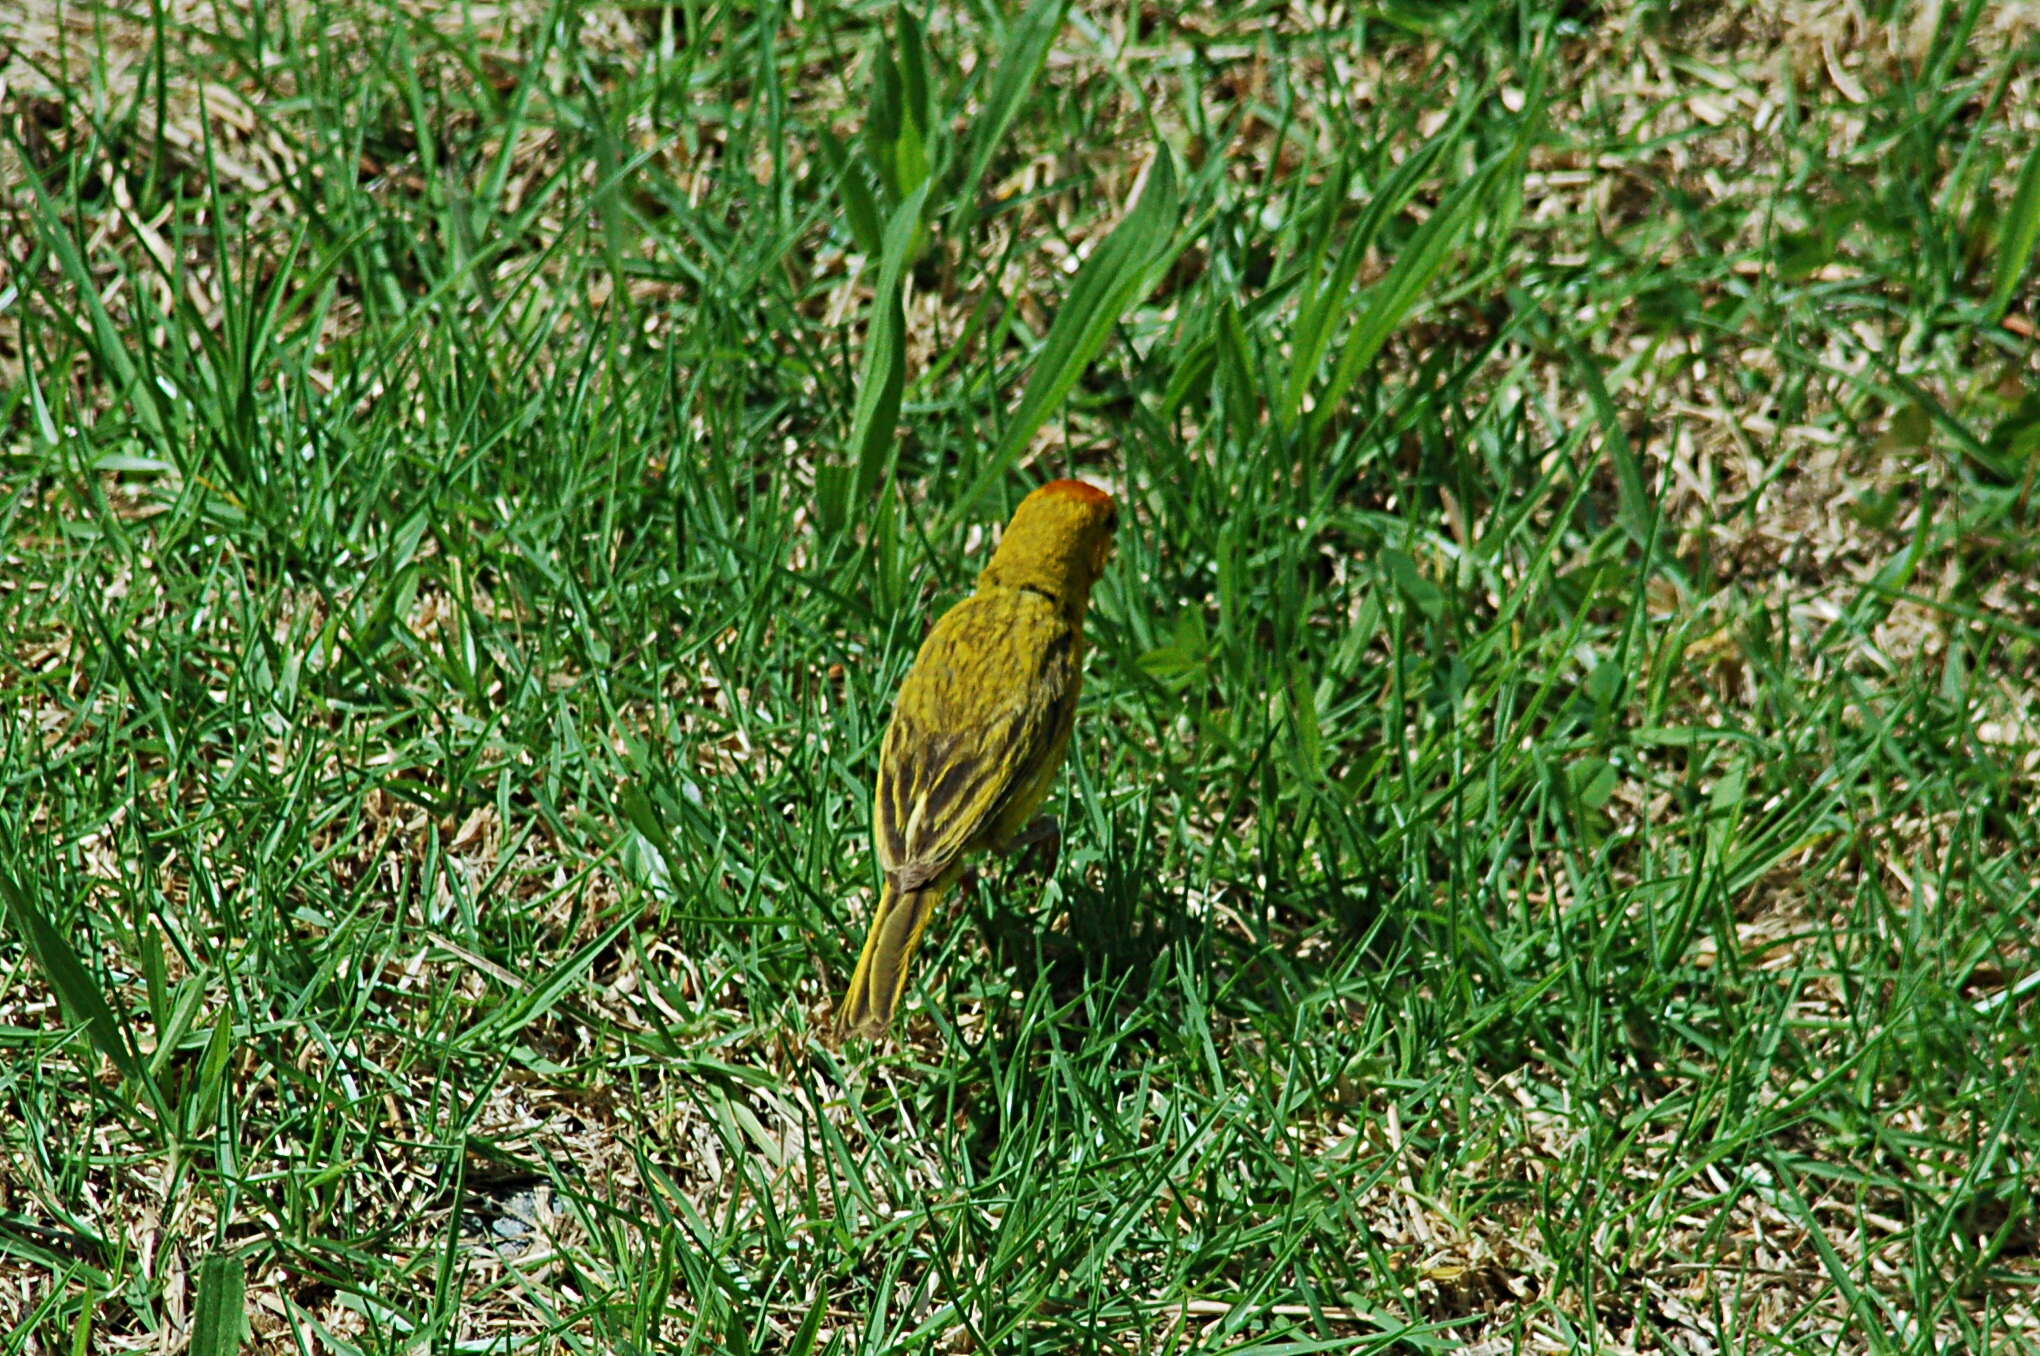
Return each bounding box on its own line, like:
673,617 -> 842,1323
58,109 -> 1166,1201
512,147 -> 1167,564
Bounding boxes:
3,0 -> 2040,1351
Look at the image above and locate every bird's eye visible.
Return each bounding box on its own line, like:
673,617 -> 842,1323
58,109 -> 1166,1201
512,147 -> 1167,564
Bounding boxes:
1104,508 -> 1119,532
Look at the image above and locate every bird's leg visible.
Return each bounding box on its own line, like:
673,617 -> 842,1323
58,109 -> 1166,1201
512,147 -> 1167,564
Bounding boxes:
998,815 -> 1062,874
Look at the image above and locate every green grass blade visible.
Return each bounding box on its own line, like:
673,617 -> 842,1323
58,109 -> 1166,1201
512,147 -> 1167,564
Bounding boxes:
470,912 -> 635,1048
190,1253 -> 250,1356
14,168 -> 169,446
1986,138 -> 2040,322
949,0 -> 1071,233
1562,332 -> 1663,565
957,149 -> 1180,518
819,129 -> 884,257
893,5 -> 933,184
1761,1157 -> 1899,1356
1279,125 -> 1459,428
1304,145 -> 1514,440
0,869 -> 145,1087
865,18 -> 930,207
832,181 -> 932,535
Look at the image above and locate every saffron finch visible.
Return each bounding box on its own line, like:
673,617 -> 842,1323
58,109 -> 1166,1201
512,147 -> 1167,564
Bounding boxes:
837,478 -> 1118,1038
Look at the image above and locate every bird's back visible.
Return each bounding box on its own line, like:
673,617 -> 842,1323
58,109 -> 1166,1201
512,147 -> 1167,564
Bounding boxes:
873,588 -> 1081,884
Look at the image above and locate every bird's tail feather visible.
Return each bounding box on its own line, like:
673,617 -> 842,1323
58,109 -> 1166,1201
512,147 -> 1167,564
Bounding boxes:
838,882 -> 942,1037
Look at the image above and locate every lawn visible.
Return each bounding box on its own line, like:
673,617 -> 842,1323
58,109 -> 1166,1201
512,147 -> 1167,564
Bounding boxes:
3,0 -> 2039,1351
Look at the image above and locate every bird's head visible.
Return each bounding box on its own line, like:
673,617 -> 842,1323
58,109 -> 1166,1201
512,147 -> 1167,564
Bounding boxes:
979,478 -> 1118,610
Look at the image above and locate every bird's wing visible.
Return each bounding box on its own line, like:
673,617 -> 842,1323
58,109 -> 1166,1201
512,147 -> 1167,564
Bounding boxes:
874,592 -> 1078,885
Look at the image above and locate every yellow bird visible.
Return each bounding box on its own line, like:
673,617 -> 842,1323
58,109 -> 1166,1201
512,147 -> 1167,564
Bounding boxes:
837,479 -> 1118,1038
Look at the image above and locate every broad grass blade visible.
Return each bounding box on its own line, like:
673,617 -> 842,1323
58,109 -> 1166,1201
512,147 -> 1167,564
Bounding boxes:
836,183 -> 932,533
951,0 -> 1071,233
0,869 -> 145,1086
819,129 -> 883,257
1280,129 -> 1455,428
1986,139 -> 2040,322
191,1253 -> 249,1356
958,149 -> 1181,519
1305,145 -> 1516,441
